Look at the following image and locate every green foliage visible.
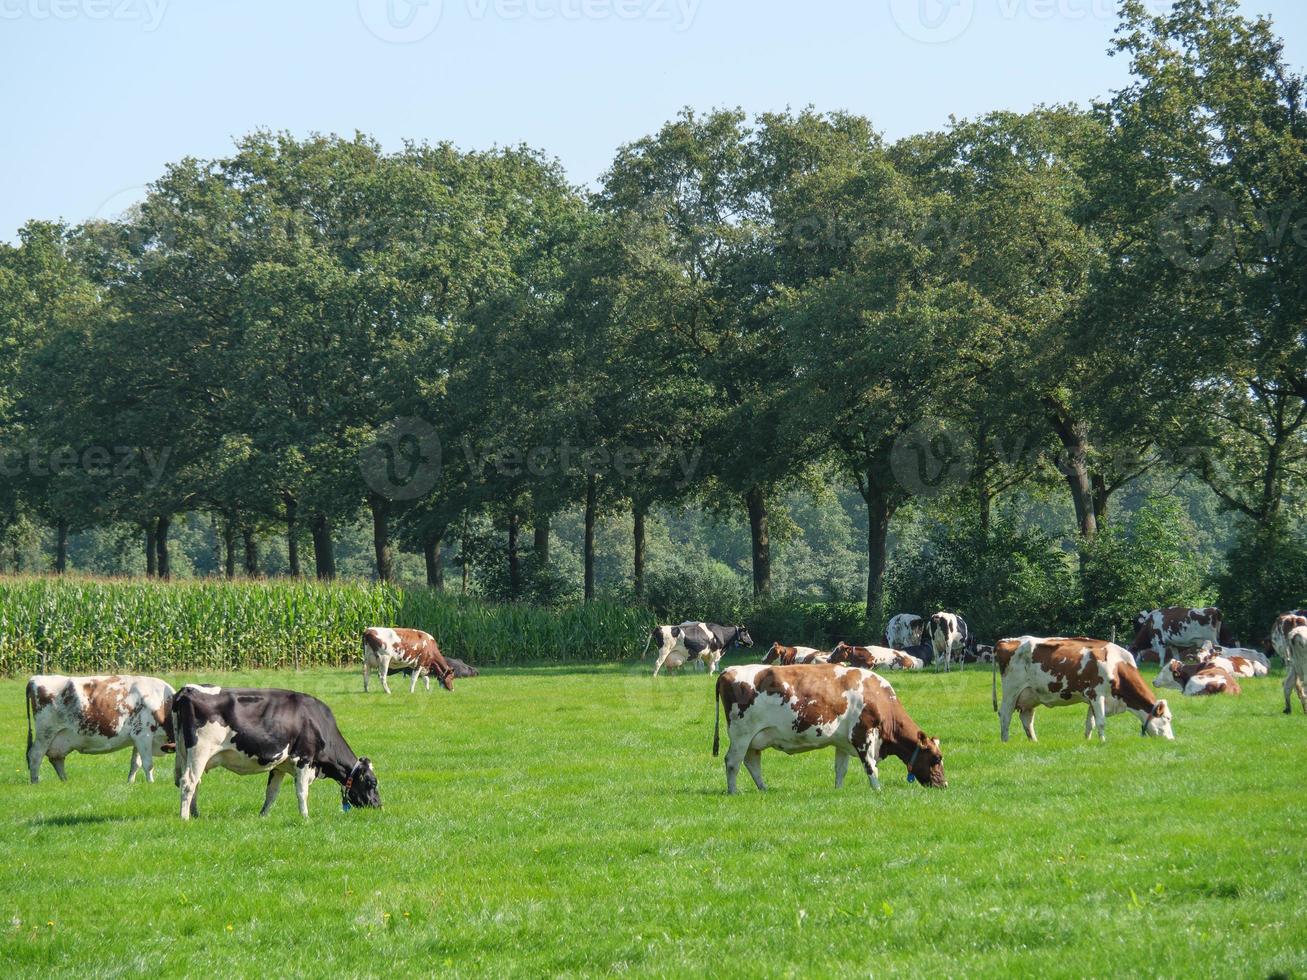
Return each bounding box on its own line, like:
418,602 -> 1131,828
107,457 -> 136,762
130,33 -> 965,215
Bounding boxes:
639,553 -> 747,623
1215,522 -> 1307,641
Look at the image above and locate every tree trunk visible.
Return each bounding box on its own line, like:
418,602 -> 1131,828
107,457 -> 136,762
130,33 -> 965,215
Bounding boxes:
508,511 -> 522,600
461,513 -> 470,594
533,516 -> 550,564
1091,474 -> 1109,530
242,527 -> 259,577
584,475 -> 597,603
424,534 -> 444,590
745,486 -> 772,597
155,515 -> 171,580
978,489 -> 992,540
369,493 -> 394,583
54,517 -> 69,574
633,503 -> 647,599
145,521 -> 157,577
311,513 -> 336,581
284,494 -> 300,577
223,522 -> 236,580
1046,403 -> 1098,541
862,481 -> 893,622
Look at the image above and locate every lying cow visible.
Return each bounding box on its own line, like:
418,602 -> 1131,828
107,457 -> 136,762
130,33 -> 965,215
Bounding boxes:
642,622 -> 753,676
172,685 -> 381,820
1272,612 -> 1307,715
361,627 -> 456,694
1155,659 -> 1242,697
26,674 -> 175,784
1195,644 -> 1265,678
830,642 -> 923,671
928,612 -> 976,672
993,637 -> 1173,742
446,657 -> 480,678
762,644 -> 830,666
884,614 -> 924,650
1129,606 -> 1237,664
713,663 -> 945,793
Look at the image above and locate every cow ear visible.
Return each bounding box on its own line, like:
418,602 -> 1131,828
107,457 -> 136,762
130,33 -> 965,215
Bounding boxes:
932,737 -> 941,750
361,757 -> 373,771
1153,701 -> 1167,717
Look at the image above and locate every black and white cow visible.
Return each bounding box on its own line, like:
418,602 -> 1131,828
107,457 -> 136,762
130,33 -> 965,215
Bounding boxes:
884,614 -> 924,651
172,685 -> 381,820
641,622 -> 754,676
928,612 -> 977,672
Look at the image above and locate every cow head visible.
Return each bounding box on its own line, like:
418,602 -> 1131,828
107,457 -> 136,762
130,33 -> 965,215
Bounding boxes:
907,731 -> 946,788
763,643 -> 785,665
436,666 -> 455,692
1142,700 -> 1174,740
344,758 -> 382,809
735,627 -> 754,648
829,642 -> 855,666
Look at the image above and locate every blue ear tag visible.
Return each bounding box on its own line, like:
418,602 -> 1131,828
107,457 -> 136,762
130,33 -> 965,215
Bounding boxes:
906,773 -> 917,784
342,801 -> 352,813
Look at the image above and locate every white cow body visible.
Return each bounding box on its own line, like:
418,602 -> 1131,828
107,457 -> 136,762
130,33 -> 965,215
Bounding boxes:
1271,614 -> 1307,714
884,614 -> 924,651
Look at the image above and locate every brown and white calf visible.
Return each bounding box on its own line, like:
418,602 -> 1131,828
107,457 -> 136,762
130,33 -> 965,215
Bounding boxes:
1155,659 -> 1242,697
1129,607 -> 1237,664
712,663 -> 945,794
25,674 -> 175,783
361,627 -> 455,694
993,637 -> 1173,742
830,642 -> 924,671
762,644 -> 830,666
1271,613 -> 1307,715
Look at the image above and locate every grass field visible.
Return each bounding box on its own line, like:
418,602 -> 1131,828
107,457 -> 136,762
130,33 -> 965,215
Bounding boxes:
2,658 -> 1304,978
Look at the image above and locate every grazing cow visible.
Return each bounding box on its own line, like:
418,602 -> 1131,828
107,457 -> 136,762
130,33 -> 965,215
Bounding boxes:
1129,607 -> 1237,664
884,614 -> 924,651
993,637 -> 1173,742
712,663 -> 945,793
361,627 -> 455,694
762,644 -> 830,666
830,642 -> 923,671
172,685 -> 381,820
928,612 -> 976,672
25,674 -> 175,784
641,623 -> 754,676
1271,613 -> 1307,715
1155,659 -> 1242,697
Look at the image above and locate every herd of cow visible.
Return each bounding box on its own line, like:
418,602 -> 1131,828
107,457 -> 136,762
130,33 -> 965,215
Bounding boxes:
18,607 -> 1307,816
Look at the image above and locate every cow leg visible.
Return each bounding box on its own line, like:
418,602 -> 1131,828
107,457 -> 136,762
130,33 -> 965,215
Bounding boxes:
743,748 -> 767,791
1288,665 -> 1307,714
724,740 -> 748,795
652,648 -> 669,677
363,658 -> 370,693
178,748 -> 211,821
410,666 -> 421,694
293,765 -> 316,818
261,770 -> 286,816
27,736 -> 50,784
1090,696 -> 1107,743
860,731 -> 882,790
998,696 -> 1017,743
379,657 -> 393,695
1019,707 -> 1037,742
834,751 -> 850,789
1083,706 -> 1097,741
423,671 -> 432,692
128,748 -> 142,784
129,738 -> 155,783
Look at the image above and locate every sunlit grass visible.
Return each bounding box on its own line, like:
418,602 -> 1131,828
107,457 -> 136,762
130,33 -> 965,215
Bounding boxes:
2,660 -> 1303,977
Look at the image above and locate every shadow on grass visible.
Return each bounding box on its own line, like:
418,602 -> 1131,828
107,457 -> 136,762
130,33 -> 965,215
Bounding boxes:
27,813 -> 136,828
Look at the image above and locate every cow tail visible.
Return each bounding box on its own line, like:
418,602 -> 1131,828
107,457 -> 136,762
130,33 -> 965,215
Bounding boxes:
712,676 -> 722,758
25,680 -> 34,755
640,629 -> 657,661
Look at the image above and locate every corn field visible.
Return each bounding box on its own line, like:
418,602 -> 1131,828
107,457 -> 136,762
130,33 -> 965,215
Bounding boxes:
0,577 -> 658,676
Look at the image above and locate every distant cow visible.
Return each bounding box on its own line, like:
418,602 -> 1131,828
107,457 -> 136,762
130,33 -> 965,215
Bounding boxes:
1195,644 -> 1264,678
361,627 -> 455,694
1129,607 -> 1236,664
713,663 -> 945,793
642,623 -> 753,676
762,644 -> 830,666
26,674 -> 175,784
830,642 -> 923,671
993,637 -> 1173,742
446,657 -> 480,679
884,614 -> 924,650
928,612 -> 976,672
1155,659 -> 1242,697
172,685 -> 381,820
1272,613 -> 1307,715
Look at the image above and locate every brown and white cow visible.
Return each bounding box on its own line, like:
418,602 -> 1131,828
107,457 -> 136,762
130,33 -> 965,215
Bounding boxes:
762,643 -> 830,666
1271,613 -> 1307,715
1155,659 -> 1242,697
25,674 -> 175,783
713,663 -> 945,793
1194,644 -> 1264,678
884,613 -> 924,650
1129,607 -> 1237,664
361,628 -> 455,694
830,642 -> 923,671
993,637 -> 1173,742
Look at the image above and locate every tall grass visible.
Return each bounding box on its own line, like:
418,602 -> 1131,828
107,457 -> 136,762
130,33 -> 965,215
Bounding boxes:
0,576 -> 657,675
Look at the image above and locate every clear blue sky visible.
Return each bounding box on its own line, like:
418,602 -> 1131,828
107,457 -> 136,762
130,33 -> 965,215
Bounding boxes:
2,0 -> 1303,239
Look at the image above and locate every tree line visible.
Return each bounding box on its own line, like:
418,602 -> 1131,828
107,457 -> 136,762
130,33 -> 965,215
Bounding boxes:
1,1 -> 1303,623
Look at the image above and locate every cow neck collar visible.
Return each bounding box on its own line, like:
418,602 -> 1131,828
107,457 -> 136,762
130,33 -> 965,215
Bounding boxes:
321,755 -> 359,785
